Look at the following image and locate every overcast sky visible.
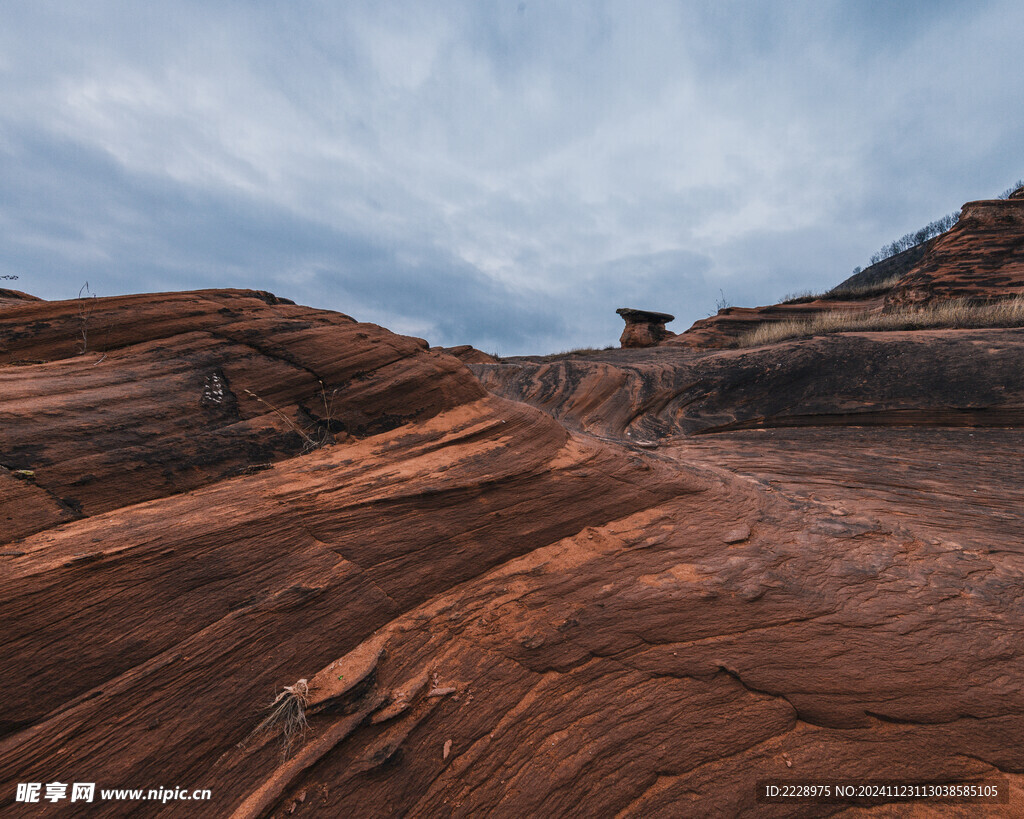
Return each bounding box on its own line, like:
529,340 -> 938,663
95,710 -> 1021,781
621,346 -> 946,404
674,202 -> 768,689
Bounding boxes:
2,1 -> 1022,354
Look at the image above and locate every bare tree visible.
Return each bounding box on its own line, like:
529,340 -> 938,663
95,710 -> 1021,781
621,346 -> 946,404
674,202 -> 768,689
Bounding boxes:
998,179 -> 1024,199
868,210 -> 960,266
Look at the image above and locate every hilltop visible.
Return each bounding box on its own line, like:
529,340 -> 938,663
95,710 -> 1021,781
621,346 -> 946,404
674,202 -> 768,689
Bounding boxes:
658,189 -> 1024,350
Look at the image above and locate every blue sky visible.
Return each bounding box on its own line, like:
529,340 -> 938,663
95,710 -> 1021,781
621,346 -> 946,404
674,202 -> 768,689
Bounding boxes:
2,1 -> 1022,354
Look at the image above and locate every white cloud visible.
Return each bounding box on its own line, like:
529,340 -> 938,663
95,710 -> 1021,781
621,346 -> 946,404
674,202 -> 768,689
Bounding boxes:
1,0 -> 1022,353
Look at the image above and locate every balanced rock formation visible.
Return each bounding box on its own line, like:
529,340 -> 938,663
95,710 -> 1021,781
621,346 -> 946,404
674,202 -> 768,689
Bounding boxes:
616,307 -> 675,348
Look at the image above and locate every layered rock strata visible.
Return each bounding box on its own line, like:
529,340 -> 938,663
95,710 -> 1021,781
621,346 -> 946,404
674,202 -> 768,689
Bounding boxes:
2,290 -> 1023,817
886,196 -> 1024,308
617,307 -> 676,348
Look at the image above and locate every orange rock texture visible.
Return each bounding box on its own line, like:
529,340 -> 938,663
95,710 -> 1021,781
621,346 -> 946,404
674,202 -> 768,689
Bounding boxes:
0,288 -> 40,310
616,308 -> 676,348
2,283 -> 1023,816
886,196 -> 1024,308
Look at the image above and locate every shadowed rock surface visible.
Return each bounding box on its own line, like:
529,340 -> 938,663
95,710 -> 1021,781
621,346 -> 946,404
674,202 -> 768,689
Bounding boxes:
2,288 -> 1023,817
431,344 -> 499,364
0,288 -> 41,310
473,328 -> 1024,439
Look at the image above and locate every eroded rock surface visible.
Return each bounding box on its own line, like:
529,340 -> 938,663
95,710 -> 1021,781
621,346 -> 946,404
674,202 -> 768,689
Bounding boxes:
886,197 -> 1024,308
473,328 -> 1024,439
0,289 -> 482,533
670,298 -> 884,349
0,288 -> 40,310
617,307 -> 676,348
2,289 -> 1022,817
431,344 -> 498,364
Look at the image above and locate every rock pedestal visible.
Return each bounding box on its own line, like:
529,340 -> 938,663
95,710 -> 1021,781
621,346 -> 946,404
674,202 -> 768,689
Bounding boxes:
616,307 -> 676,348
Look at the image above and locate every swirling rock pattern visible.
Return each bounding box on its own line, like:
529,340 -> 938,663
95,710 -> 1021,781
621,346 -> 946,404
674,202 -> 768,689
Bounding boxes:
1,289 -> 1022,816
473,329 -> 1024,439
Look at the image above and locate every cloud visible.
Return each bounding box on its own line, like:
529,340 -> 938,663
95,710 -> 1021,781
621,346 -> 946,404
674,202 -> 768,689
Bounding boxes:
1,1 -> 1022,353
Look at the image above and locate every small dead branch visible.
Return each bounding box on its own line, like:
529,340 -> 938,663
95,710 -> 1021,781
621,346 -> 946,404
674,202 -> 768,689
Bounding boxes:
244,380 -> 339,453
243,679 -> 309,759
76,282 -> 97,355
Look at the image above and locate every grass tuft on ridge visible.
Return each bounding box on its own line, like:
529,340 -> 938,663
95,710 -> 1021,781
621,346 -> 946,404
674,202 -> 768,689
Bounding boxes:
739,297 -> 1024,348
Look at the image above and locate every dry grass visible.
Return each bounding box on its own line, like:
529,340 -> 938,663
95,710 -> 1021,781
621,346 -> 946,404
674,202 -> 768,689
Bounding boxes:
739,296 -> 1024,348
243,380 -> 339,453
243,679 -> 309,759
548,346 -> 617,358
780,273 -> 905,305
780,290 -> 821,305
824,273 -> 904,300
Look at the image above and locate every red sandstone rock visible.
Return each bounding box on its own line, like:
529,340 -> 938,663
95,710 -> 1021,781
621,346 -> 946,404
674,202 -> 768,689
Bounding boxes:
431,344 -> 498,363
886,197 -> 1024,308
0,288 -> 41,310
669,195 -> 1024,351
2,287 -> 1023,817
670,297 -> 884,349
0,289 -> 483,518
617,307 -> 676,348
473,328 -> 1024,439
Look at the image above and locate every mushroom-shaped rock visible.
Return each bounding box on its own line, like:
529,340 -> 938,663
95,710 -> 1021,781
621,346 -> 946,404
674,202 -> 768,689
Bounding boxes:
616,308 -> 676,348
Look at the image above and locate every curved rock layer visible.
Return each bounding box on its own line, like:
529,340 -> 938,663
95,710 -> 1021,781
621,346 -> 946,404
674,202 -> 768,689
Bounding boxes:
0,288 -> 40,310
431,344 -> 499,364
886,198 -> 1024,308
0,289 -> 482,535
670,298 -> 883,349
2,291 -> 1023,816
472,328 -> 1024,440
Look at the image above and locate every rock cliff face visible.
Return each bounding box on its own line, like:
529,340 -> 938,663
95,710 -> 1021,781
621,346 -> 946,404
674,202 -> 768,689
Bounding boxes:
2,287 -> 1023,816
671,194 -> 1024,349
886,197 -> 1024,308
473,329 -> 1024,439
